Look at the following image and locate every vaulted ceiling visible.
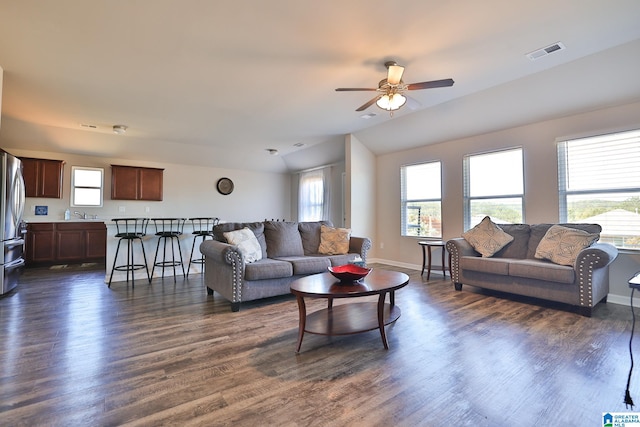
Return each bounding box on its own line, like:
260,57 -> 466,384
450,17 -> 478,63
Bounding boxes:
1,1 -> 639,173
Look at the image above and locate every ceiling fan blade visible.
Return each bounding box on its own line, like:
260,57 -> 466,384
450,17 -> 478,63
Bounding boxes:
406,78 -> 455,90
356,95 -> 381,111
387,65 -> 404,85
335,88 -> 378,91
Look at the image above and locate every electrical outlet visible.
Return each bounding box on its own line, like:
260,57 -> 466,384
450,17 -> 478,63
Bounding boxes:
145,206 -> 150,213
380,242 -> 384,249
118,206 -> 126,213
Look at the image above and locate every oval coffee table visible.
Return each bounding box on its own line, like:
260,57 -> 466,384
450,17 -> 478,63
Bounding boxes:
290,269 -> 409,353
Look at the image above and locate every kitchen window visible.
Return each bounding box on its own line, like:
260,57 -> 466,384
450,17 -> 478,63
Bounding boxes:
71,166 -> 104,207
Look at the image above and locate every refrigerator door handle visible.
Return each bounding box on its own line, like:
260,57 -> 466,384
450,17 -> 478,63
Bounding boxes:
11,167 -> 26,228
4,238 -> 25,248
5,257 -> 25,269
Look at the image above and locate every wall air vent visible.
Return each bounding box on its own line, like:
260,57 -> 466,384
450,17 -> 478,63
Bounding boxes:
526,42 -> 566,61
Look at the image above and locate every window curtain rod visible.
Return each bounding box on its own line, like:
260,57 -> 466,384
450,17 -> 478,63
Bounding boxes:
294,162 -> 339,175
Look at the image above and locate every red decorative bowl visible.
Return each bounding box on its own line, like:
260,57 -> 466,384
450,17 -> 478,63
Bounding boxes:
328,264 -> 371,282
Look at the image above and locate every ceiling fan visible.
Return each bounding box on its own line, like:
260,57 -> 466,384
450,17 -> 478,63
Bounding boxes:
335,61 -> 454,114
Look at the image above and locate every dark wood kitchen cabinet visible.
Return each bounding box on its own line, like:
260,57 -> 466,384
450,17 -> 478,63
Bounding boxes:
111,165 -> 164,201
25,222 -> 107,266
20,157 -> 65,198
25,223 -> 56,264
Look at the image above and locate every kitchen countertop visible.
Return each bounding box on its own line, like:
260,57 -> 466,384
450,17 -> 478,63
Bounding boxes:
22,218 -> 109,223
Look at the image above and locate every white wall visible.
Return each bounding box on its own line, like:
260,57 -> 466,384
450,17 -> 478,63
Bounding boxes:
345,134 -> 376,243
375,100 -> 640,302
11,148 -> 291,223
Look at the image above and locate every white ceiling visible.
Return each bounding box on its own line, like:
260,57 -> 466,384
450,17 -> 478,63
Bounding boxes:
1,1 -> 640,173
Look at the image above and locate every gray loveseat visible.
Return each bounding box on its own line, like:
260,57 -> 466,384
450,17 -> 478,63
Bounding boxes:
200,220 -> 372,311
446,223 -> 618,316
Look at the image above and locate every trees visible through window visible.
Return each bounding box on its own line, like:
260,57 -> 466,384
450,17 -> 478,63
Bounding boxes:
464,148 -> 523,229
558,129 -> 640,249
401,161 -> 442,237
71,166 -> 104,207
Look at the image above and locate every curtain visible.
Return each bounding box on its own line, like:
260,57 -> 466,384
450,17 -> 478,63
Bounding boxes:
298,166 -> 331,221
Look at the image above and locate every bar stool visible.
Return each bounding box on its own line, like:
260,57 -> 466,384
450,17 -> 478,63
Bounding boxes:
151,218 -> 186,281
187,217 -> 219,277
109,218 -> 150,287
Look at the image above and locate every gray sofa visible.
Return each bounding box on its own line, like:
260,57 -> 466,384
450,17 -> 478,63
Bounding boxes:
200,220 -> 372,311
446,223 -> 618,316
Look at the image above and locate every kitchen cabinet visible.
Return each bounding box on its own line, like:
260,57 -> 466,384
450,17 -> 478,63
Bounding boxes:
25,222 -> 107,266
21,157 -> 65,198
111,165 -> 164,201
25,223 -> 56,264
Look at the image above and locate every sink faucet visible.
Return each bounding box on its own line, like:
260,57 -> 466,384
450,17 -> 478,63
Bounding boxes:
74,211 -> 87,219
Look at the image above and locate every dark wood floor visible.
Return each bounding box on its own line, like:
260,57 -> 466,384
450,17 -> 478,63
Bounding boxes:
0,263 -> 637,425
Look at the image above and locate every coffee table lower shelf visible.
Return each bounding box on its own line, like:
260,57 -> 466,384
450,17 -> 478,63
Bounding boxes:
298,302 -> 400,351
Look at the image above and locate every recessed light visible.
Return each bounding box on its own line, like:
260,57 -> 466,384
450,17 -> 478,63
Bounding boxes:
266,148 -> 279,156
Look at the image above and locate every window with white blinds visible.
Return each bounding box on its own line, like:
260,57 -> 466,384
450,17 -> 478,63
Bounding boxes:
463,147 -> 524,230
400,161 -> 442,237
558,129 -> 640,249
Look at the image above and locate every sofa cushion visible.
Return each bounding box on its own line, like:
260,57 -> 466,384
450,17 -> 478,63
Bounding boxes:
213,221 -> 268,258
318,224 -> 351,255
298,221 -> 333,255
460,256 -> 510,275
244,258 -> 293,281
526,223 -> 601,259
275,256 -> 331,275
534,225 -> 600,266
462,216 -> 514,257
264,221 -> 305,258
493,224 -> 530,259
223,227 -> 263,263
509,259 -> 575,284
327,254 -> 360,266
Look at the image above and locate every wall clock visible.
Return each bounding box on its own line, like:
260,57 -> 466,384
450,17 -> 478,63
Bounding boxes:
216,177 -> 234,195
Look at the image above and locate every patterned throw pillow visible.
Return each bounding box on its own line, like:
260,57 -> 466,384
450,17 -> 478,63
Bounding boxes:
223,227 -> 263,263
318,224 -> 351,255
534,225 -> 599,266
461,216 -> 514,257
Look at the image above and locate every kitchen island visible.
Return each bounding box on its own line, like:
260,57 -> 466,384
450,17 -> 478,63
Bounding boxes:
25,219 -> 204,283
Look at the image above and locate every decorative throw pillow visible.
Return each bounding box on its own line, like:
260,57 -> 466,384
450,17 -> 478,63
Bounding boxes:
534,224 -> 599,266
263,221 -> 305,258
318,224 -> 351,255
461,216 -> 514,257
223,227 -> 263,263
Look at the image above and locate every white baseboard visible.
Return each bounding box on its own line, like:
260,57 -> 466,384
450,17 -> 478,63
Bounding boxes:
366,258 -> 449,277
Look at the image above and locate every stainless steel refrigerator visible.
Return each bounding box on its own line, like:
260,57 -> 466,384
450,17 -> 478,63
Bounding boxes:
0,149 -> 26,295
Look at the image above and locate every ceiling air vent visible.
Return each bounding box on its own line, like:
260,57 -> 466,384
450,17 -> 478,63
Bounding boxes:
526,42 -> 566,61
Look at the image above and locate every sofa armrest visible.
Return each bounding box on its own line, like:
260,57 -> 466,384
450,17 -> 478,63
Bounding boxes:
200,240 -> 245,306
574,242 -> 618,309
349,236 -> 372,263
446,238 -> 478,285
574,242 -> 618,270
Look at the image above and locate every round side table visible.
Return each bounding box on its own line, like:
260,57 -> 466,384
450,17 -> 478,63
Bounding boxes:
418,240 -> 447,280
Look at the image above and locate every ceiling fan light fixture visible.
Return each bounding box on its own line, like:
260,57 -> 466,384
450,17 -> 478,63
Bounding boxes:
387,64 -> 405,85
376,93 -> 406,111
